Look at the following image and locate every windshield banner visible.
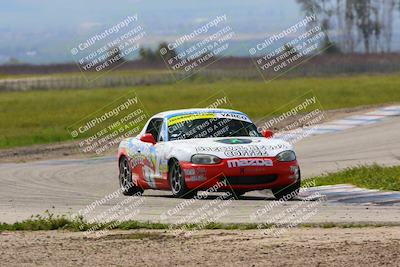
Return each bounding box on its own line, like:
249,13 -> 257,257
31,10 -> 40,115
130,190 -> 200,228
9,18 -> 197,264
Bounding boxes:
168,112 -> 252,126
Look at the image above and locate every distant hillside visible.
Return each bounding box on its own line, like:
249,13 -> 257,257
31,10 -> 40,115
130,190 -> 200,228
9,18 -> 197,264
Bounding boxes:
1,0 -> 399,64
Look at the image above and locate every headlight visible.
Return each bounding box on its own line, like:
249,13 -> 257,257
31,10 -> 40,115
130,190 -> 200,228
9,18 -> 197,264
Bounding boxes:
191,154 -> 222,164
276,150 -> 296,162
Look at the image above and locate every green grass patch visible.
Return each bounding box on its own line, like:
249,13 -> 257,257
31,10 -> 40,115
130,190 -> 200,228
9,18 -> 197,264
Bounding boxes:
0,212 -> 169,232
1,74 -> 400,148
308,164 -> 400,191
0,69 -> 171,80
300,222 -> 390,228
0,212 -> 264,232
1,211 -> 396,232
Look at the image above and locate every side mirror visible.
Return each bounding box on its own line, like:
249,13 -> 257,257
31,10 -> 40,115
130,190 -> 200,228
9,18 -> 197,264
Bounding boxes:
262,130 -> 274,138
140,133 -> 156,145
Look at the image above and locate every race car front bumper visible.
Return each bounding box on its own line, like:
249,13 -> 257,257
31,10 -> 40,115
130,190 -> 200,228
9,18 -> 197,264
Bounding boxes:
180,157 -> 300,191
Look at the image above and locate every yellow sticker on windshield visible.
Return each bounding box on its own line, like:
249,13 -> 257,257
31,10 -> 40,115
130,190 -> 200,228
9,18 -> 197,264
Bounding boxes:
168,113 -> 216,126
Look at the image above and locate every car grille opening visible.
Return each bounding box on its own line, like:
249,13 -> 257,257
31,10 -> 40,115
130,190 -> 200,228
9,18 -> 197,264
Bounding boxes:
223,175 -> 278,185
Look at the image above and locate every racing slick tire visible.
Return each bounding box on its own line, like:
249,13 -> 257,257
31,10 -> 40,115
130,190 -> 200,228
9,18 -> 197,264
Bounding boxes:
169,159 -> 197,199
272,179 -> 301,201
119,157 -> 144,196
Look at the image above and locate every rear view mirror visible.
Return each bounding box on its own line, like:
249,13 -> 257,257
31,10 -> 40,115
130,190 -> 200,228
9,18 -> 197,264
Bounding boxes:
140,133 -> 156,145
262,130 -> 274,138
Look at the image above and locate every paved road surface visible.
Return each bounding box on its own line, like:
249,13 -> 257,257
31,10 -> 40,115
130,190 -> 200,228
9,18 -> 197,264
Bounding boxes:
0,115 -> 399,224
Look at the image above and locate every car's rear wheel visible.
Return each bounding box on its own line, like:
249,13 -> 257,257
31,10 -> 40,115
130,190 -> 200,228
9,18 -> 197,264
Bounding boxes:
119,157 -> 144,196
272,179 -> 301,200
169,160 -> 196,198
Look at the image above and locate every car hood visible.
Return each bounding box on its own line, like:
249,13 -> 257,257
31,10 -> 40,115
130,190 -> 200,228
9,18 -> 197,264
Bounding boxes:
165,137 -> 294,161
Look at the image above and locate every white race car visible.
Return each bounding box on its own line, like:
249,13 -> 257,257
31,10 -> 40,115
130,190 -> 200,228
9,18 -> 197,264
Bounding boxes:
118,108 -> 300,199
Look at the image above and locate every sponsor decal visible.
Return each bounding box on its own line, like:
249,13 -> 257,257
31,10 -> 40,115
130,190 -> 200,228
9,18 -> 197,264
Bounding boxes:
167,112 -> 252,126
195,143 -> 289,157
227,158 -> 273,168
219,112 -> 252,122
184,168 -> 207,181
168,113 -> 216,126
216,138 -> 252,144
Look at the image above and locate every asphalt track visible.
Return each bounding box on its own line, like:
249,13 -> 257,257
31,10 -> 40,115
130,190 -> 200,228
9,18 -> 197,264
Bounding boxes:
0,113 -> 400,225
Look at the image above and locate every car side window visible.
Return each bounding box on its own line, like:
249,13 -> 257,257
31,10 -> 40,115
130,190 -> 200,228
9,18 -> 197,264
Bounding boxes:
145,118 -> 163,142
158,120 -> 166,142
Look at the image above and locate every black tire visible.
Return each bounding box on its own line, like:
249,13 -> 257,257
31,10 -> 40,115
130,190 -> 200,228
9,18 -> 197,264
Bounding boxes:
168,160 -> 196,198
272,179 -> 301,200
119,157 -> 144,196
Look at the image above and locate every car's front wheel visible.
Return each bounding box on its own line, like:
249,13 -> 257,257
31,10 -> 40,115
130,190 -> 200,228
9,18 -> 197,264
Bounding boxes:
119,157 -> 144,196
169,160 -> 196,198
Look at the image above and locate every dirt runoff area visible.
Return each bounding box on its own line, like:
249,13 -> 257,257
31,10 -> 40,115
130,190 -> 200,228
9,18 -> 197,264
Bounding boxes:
1,227 -> 399,266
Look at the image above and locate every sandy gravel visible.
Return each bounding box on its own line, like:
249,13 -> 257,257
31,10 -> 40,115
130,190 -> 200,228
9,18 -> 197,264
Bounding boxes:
1,227 -> 399,266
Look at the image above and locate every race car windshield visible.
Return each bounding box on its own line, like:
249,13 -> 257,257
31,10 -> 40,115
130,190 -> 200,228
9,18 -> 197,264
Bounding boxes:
168,117 -> 262,141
